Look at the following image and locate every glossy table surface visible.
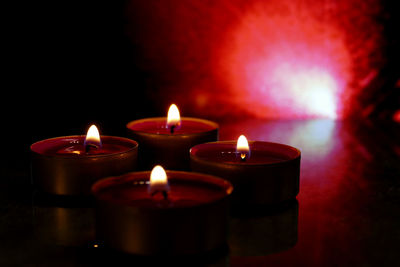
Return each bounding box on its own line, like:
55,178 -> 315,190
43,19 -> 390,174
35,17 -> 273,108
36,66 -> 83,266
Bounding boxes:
1,119 -> 399,266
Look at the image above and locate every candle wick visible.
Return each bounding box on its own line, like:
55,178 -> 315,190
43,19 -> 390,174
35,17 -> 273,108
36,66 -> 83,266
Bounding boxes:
151,190 -> 169,200
162,191 -> 168,200
240,153 -> 246,162
170,125 -> 176,134
85,143 -> 99,153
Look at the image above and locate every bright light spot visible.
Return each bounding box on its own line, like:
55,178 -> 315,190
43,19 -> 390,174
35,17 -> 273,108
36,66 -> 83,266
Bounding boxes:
226,36 -> 345,119
214,0 -> 381,119
282,68 -> 338,119
125,0 -> 383,119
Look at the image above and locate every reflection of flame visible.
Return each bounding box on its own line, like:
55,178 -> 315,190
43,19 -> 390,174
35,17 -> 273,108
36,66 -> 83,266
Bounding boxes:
290,120 -> 335,152
236,135 -> 250,160
84,125 -> 102,148
167,104 -> 181,127
148,165 -> 170,194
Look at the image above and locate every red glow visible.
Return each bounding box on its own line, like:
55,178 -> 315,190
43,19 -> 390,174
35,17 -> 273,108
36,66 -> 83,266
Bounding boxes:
214,0 -> 383,119
393,110 -> 400,123
126,0 -> 383,119
216,6 -> 349,119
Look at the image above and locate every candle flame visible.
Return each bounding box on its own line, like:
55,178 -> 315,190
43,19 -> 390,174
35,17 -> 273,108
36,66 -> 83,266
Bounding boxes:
84,125 -> 102,148
167,104 -> 181,128
148,165 -> 170,195
236,135 -> 250,160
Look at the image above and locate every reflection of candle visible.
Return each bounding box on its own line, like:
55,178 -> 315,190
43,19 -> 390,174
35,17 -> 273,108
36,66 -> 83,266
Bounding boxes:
92,166 -> 233,255
229,200 -> 298,256
126,104 -> 218,170
33,202 -> 95,246
190,136 -> 301,207
31,125 -> 138,195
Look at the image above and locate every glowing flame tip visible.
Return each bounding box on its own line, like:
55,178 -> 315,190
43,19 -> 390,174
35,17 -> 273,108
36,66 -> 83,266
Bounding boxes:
84,124 -> 102,148
148,165 -> 170,194
167,104 -> 181,127
236,135 -> 250,160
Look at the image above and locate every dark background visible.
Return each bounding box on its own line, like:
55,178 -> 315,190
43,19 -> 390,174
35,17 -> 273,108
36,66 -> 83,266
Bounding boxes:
4,1 -> 156,178
2,0 -> 399,182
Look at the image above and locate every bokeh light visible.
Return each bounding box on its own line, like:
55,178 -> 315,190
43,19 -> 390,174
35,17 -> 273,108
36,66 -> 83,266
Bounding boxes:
125,0 -> 384,119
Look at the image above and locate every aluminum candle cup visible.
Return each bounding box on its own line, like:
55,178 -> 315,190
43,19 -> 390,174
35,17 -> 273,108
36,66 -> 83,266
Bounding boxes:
190,141 -> 301,207
31,136 -> 138,195
126,117 -> 218,170
92,170 -> 233,255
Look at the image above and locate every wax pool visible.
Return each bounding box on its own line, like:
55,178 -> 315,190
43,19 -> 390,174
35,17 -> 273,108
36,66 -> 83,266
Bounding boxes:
97,180 -> 226,208
42,139 -> 128,156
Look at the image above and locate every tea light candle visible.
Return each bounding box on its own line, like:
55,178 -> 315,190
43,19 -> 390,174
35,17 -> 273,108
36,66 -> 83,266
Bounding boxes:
126,104 -> 219,170
190,136 -> 301,207
31,125 -> 138,195
92,165 -> 233,255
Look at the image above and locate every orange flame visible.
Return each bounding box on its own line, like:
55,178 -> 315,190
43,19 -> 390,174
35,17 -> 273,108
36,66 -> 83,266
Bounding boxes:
84,125 -> 102,148
148,165 -> 170,194
236,135 -> 250,160
167,104 -> 181,128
